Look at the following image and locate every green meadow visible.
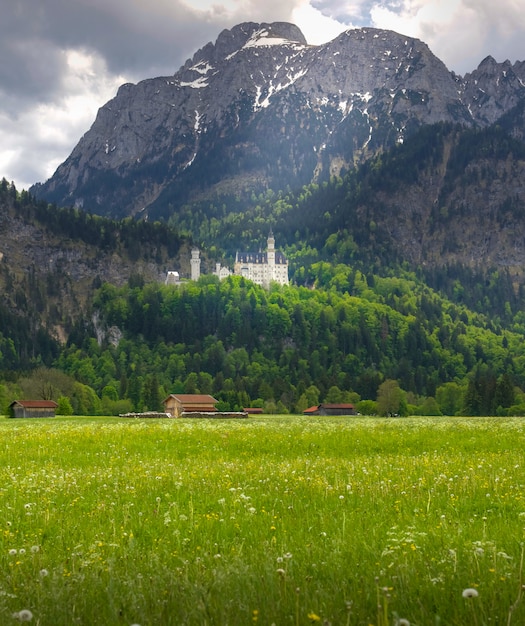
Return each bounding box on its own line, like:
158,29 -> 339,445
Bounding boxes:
1,416 -> 524,626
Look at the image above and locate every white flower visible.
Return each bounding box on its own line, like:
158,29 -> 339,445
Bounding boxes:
39,569 -> 49,578
12,609 -> 33,621
462,588 -> 479,598
30,545 -> 40,553
19,548 -> 26,555
8,549 -> 17,556
397,620 -> 410,626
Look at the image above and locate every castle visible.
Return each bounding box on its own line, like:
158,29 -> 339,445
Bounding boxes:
166,232 -> 289,288
233,231 -> 289,288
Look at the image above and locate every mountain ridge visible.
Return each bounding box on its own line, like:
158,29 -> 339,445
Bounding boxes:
32,21 -> 523,218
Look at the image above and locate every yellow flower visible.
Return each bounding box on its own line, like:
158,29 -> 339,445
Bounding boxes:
308,612 -> 321,622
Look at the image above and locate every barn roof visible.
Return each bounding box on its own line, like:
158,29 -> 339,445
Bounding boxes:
10,400 -> 58,408
163,394 -> 218,404
303,405 -> 320,414
320,403 -> 355,409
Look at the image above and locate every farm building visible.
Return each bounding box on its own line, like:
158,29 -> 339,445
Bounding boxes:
303,403 -> 356,416
163,394 -> 218,417
8,400 -> 58,418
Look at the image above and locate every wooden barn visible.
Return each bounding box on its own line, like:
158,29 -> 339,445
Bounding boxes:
9,400 -> 58,418
244,407 -> 263,415
163,394 -> 218,418
303,403 -> 356,416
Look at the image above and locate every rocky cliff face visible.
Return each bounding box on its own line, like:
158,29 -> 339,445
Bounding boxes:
32,22 -> 525,220
461,56 -> 525,126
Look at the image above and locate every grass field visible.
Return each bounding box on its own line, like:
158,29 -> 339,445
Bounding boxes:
0,415 -> 524,626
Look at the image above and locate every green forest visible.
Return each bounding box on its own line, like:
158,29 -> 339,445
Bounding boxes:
1,257 -> 524,417
3,121 -> 525,418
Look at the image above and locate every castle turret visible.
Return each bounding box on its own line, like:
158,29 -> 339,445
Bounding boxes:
267,230 -> 275,268
190,247 -> 201,281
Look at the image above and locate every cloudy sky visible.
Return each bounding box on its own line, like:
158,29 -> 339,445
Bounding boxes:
2,0 -> 524,191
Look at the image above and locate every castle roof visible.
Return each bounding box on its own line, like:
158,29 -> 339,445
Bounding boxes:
235,251 -> 287,264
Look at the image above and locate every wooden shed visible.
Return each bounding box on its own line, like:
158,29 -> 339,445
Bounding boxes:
303,403 -> 356,416
318,403 -> 356,416
9,400 -> 58,418
163,394 -> 218,418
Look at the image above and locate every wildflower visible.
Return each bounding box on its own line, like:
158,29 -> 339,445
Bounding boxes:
276,568 -> 286,577
462,588 -> 479,598
397,620 -> 410,626
30,545 -> 40,554
9,549 -> 17,556
308,612 -> 321,622
39,569 -> 49,578
19,548 -> 26,555
12,609 -> 33,621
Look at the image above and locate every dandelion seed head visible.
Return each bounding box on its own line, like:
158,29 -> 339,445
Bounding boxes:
9,549 -> 17,556
13,609 -> 33,621
462,588 -> 479,598
30,545 -> 40,553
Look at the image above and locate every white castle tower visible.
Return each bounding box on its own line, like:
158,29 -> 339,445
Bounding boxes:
267,230 -> 275,269
190,247 -> 201,281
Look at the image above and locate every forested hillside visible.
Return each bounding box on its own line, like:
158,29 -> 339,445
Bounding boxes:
3,118 -> 525,419
52,272 -> 521,417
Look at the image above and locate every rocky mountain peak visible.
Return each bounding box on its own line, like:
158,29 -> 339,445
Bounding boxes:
181,21 -> 307,71
462,55 -> 525,125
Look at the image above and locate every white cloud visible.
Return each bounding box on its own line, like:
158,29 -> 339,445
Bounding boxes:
1,49 -> 126,190
292,0 -> 351,44
368,0 -> 525,73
